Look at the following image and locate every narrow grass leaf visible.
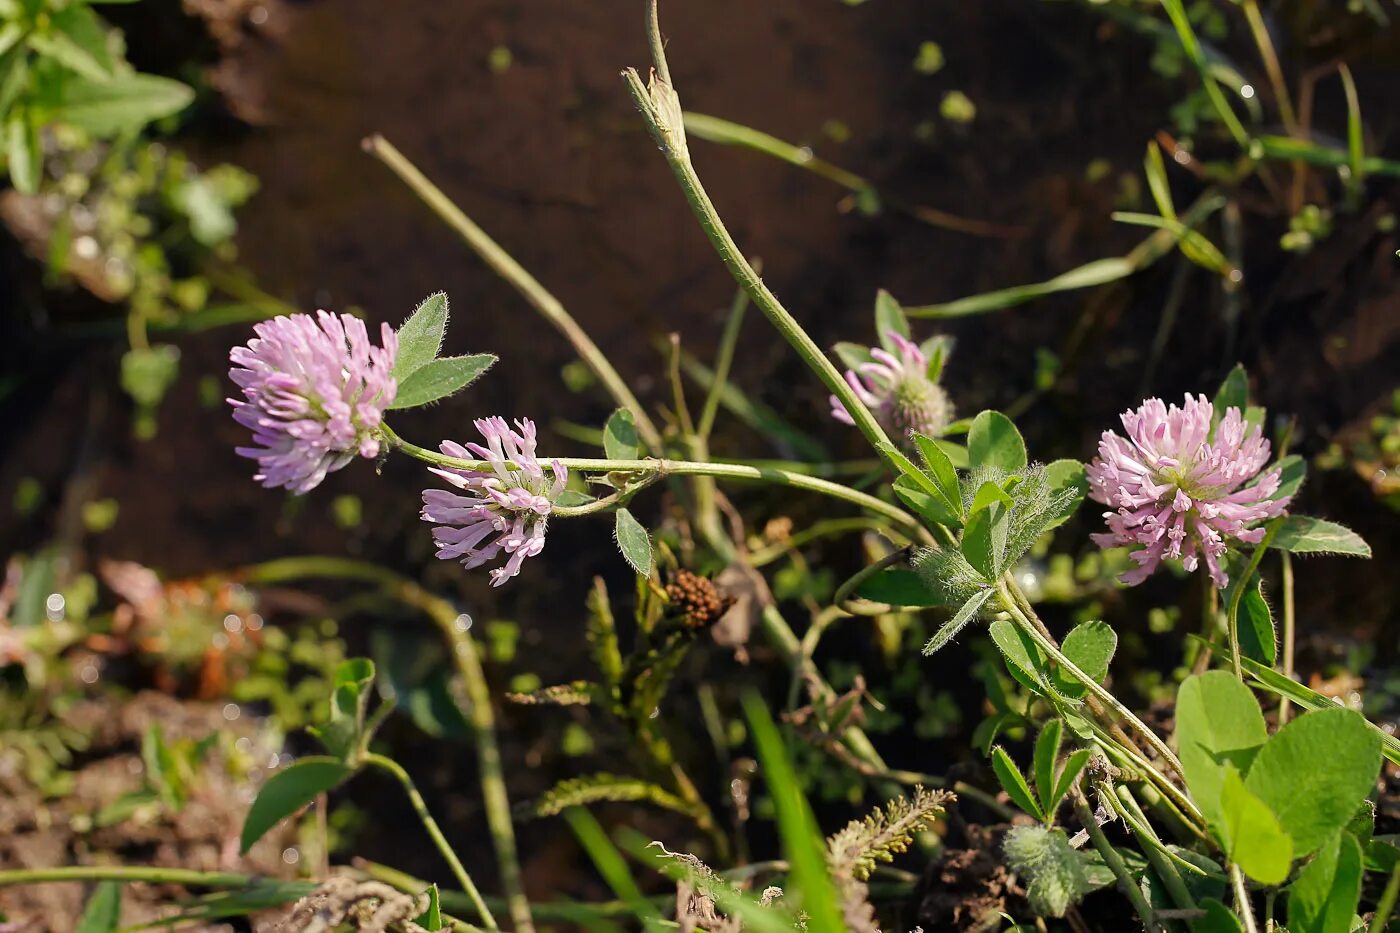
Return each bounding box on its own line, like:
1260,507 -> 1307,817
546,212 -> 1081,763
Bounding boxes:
76,881 -> 121,933
563,807 -> 663,926
904,257 -> 1135,318
741,693 -> 844,931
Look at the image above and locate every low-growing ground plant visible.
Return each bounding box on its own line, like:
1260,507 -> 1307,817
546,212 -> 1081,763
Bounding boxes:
2,1 -> 1397,931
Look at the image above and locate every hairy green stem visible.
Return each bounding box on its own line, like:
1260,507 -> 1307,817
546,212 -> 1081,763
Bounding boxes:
0,867 -> 276,888
365,753 -> 496,930
236,557 -> 534,933
1116,786 -> 1197,911
1232,863 -> 1260,933
1073,792 -> 1162,932
1278,551 -> 1296,725
999,583 -> 1186,780
1372,861 -> 1400,933
623,5 -> 899,468
385,424 -> 920,531
362,133 -> 663,454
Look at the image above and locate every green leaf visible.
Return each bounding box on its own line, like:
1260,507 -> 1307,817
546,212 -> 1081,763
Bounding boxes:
0,43 -> 29,117
563,808 -> 663,925
922,335 -> 952,383
46,73 -> 194,136
1144,141 -> 1176,220
393,292 -> 449,379
5,110 -> 39,194
961,499 -> 1008,580
602,408 -> 641,460
1220,765 -> 1293,885
76,881 -> 121,933
613,508 -> 652,577
1213,364 -> 1250,423
1054,620 -> 1116,700
892,474 -> 962,529
120,345 -> 181,407
240,757 -> 352,854
389,354 -> 495,410
904,257 -> 1136,318
554,489 -> 596,508
989,617 -> 1049,695
833,341 -> 874,370
1235,576 -> 1276,666
1043,459 -> 1087,528
855,568 -> 946,608
1288,831 -> 1363,933
1192,898 -> 1246,932
1228,650 -> 1400,768
413,885 -> 444,931
1175,672 -> 1268,831
991,746 -> 1043,821
923,588 -> 994,654
741,693 -> 845,931
1270,454 -> 1306,501
874,289 -> 911,349
1034,719 -> 1063,816
309,658 -> 376,761
1245,707 -> 1383,857
1051,749 -> 1092,813
1270,516 -> 1371,558
967,410 -> 1027,472
969,479 -> 1014,513
34,4 -> 113,81
912,432 -> 962,515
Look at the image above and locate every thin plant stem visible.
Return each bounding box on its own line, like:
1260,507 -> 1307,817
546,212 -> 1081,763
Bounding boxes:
998,583 -> 1186,780
748,517 -> 904,567
1373,861 -> 1400,933
364,753 -> 497,931
697,276 -> 751,441
0,867 -> 274,888
384,424 -> 921,532
1073,792 -> 1162,932
1116,786 -> 1198,910
1278,552 -> 1296,725
1232,863 -> 1261,933
1240,0 -> 1297,133
623,6 -> 900,470
362,133 -> 663,454
235,557 -> 534,933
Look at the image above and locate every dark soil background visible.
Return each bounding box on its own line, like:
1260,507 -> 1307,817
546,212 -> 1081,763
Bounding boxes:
2,0 -> 1398,921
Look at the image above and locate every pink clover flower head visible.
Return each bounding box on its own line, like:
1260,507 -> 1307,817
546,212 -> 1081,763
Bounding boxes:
229,311 -> 398,494
830,331 -> 952,444
1086,393 -> 1292,588
421,417 -> 567,587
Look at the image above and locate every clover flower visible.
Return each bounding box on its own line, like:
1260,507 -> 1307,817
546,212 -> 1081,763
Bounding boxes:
420,417 -> 567,587
1087,393 -> 1292,588
229,311 -> 398,494
830,331 -> 952,444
